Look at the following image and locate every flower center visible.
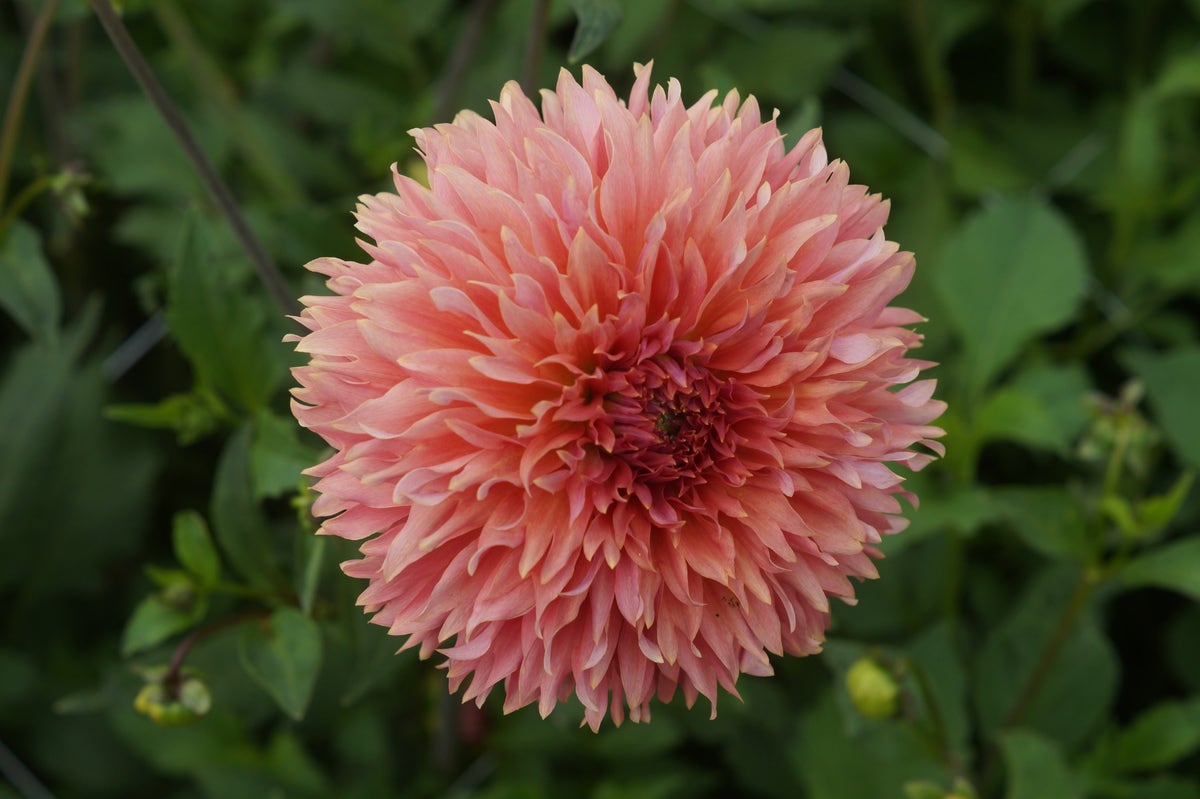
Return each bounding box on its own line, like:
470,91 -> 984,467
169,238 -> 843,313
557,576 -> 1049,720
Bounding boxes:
608,357 -> 728,487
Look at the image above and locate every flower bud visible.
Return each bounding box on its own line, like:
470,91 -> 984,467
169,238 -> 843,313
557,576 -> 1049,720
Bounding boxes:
846,657 -> 900,719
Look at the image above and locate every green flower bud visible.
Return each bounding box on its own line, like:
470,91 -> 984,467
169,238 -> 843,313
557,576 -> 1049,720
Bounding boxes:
178,677 -> 212,717
133,669 -> 211,726
846,657 -> 900,719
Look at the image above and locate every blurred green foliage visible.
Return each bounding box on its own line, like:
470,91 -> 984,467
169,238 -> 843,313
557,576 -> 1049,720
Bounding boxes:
2,0 -> 1200,797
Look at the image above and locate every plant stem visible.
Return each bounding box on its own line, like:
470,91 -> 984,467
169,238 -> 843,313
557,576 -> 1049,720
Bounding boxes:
521,0 -> 550,94
908,658 -> 967,778
162,609 -> 264,692
978,570 -> 1096,792
1000,571 -> 1094,731
150,0 -> 306,203
89,0 -> 297,315
0,174 -> 55,235
905,0 -> 955,135
433,0 -> 503,124
0,0 -> 62,213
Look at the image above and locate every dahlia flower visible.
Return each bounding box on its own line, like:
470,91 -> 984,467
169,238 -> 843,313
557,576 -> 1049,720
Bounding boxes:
291,64 -> 945,729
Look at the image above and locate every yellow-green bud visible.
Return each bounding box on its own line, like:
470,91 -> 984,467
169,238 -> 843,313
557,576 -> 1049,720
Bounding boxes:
133,672 -> 211,726
846,657 -> 900,719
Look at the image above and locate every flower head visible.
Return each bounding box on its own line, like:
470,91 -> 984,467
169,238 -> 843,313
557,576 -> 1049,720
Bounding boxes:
291,64 -> 945,729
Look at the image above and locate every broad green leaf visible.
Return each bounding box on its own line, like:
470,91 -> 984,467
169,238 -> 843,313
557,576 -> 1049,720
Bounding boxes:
0,303 -> 161,609
567,0 -> 621,63
239,608 -> 322,720
884,482 -> 1000,553
974,568 -> 1118,749
171,511 -> 221,587
251,410 -> 320,500
793,690 -> 948,799
266,728 -> 331,795
121,594 -> 203,656
0,219 -> 61,343
1119,537 -> 1200,601
934,196 -> 1088,396
1114,698 -> 1200,773
1125,348 -> 1200,470
993,486 -> 1089,560
1008,363 -> 1092,446
1001,730 -> 1082,799
166,217 -> 286,413
211,423 -> 279,590
975,386 -> 1064,453
721,25 -> 858,103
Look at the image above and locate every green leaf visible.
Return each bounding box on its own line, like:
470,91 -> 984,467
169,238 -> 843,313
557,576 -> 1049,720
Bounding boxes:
975,568 -> 1118,749
1119,537 -> 1200,601
1114,698 -> 1200,773
1111,94 -> 1165,216
266,728 -> 331,795
993,486 -> 1089,560
1125,347 -> 1200,470
1008,363 -> 1092,445
121,594 -> 203,656
793,690 -> 949,799
1001,730 -> 1082,799
720,25 -> 858,103
104,391 -> 224,444
1137,472 -> 1195,539
211,423 -> 279,590
975,386 -> 1065,453
950,126 -> 1030,197
934,196 -> 1088,396
567,0 -> 622,63
903,782 -> 947,799
0,219 -> 61,343
908,623 -> 971,767
886,481 -> 1001,553
172,511 -> 221,587
166,216 -> 286,413
251,409 -> 320,500
239,608 -> 322,720
1151,52 -> 1200,101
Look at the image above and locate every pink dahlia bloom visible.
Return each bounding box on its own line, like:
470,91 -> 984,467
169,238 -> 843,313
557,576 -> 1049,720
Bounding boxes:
291,64 -> 945,729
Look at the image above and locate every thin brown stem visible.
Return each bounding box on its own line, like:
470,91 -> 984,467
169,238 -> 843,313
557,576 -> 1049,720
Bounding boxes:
521,0 -> 550,94
0,0 -> 62,212
1001,574 -> 1093,729
979,571 -> 1096,790
14,0 -> 73,165
151,0 -> 305,203
163,609 -> 264,692
89,0 -> 297,315
433,0 -> 503,124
